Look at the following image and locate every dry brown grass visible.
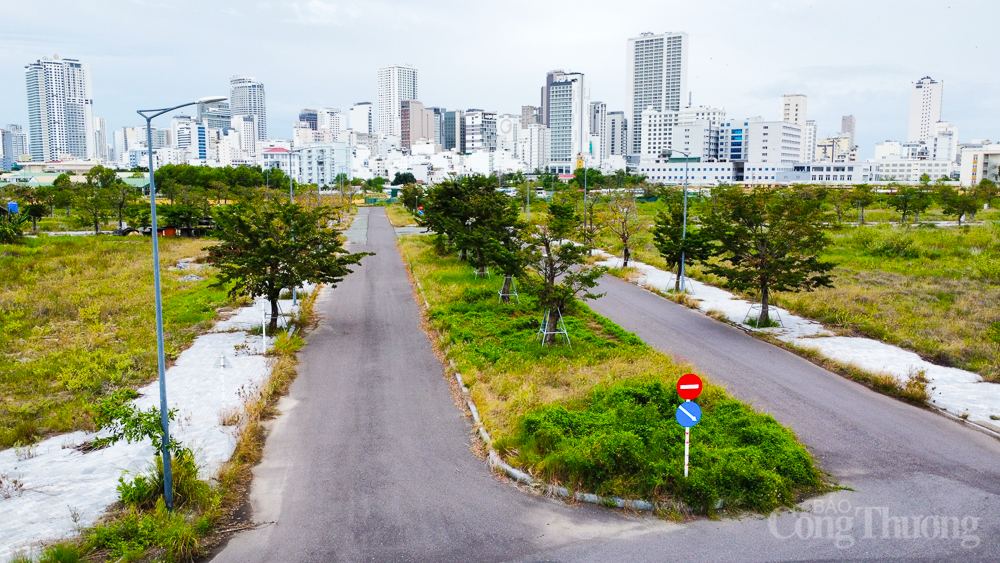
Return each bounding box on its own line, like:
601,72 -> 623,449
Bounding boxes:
384,203 -> 419,227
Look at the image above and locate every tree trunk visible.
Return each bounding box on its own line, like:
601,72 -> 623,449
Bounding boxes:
32,217 -> 38,231
269,298 -> 280,331
622,245 -> 630,268
675,261 -> 682,292
118,208 -> 124,228
94,217 -> 100,234
459,248 -> 467,262
500,275 -> 512,303
759,285 -> 770,325
544,309 -> 560,345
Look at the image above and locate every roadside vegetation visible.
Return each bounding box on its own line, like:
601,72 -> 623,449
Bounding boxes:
400,233 -> 825,515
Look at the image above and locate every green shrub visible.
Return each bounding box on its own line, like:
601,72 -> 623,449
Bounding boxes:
39,544 -> 82,563
973,254 -> 1000,281
505,380 -> 822,514
851,226 -> 919,258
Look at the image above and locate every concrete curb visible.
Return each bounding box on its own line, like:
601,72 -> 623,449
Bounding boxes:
450,362 -> 658,512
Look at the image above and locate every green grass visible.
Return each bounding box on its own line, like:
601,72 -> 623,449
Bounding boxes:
385,203 -> 419,226
0,235 -> 234,448
400,236 -> 825,515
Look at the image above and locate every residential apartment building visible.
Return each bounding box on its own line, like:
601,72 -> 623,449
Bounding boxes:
442,110 -> 465,152
640,106 -> 725,160
589,102 -> 608,161
608,112 -> 627,156
539,70 -> 565,126
199,101 -> 231,130
781,94 -> 807,126
497,114 -> 520,153
350,102 -> 373,134
464,110 -> 497,152
626,31 -> 689,155
400,100 -> 434,150
959,144 -> 1000,186
547,72 -> 589,173
521,105 -> 539,127
230,75 -> 267,141
908,76 -> 943,143
517,124 -> 550,173
92,117 -> 108,162
296,142 -> 352,186
377,65 -> 418,137
25,55 -> 94,161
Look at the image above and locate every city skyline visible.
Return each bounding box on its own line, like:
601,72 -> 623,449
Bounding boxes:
0,0 -> 997,161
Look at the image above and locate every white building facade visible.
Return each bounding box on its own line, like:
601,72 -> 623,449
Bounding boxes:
626,31 -> 689,155
350,102 -> 373,134
548,72 -> 589,173
908,76 -> 943,143
25,55 -> 95,162
230,75 -> 267,141
377,65 -> 418,137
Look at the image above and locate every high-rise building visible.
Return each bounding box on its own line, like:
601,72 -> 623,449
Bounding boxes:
299,109 -> 319,130
92,117 -> 108,162
907,76 -> 943,143
171,116 -> 195,149
24,55 -> 95,161
642,106 -> 725,160
377,65 -> 418,137
317,108 -> 346,132
589,102 -> 608,161
400,100 -> 434,150
464,110 -> 497,152
626,32 -> 689,155
349,102 -> 373,134
442,110 -> 465,152
231,115 -> 259,157
781,94 -> 807,126
548,72 -> 590,172
540,71 -> 566,127
517,124 -> 550,173
5,125 -> 28,163
521,105 -> 539,128
230,75 -> 267,141
497,114 -> 520,153
802,120 -> 818,163
608,112 -> 627,156
841,115 -> 856,146
199,100 -> 231,130
427,107 -> 446,146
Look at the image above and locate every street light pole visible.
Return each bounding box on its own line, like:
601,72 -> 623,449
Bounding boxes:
666,149 -> 691,293
138,95 -> 226,512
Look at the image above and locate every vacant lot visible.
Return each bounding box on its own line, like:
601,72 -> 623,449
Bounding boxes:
0,235 -> 232,448
384,203 -> 419,226
400,236 -> 823,514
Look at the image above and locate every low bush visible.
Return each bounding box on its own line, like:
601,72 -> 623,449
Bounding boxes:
851,226 -> 919,258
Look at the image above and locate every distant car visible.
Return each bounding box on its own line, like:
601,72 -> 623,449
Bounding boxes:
111,227 -> 137,236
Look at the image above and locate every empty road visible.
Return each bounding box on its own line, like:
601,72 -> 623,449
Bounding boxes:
213,209 -> 1000,562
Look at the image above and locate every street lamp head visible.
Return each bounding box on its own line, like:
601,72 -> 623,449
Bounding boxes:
197,95 -> 227,104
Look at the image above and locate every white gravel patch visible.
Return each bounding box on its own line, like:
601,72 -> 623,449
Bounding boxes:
596,251 -> 1000,425
0,293 -> 309,560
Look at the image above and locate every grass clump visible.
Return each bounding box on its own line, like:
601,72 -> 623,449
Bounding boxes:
384,203 -> 419,226
400,235 -> 825,515
0,235 -> 233,447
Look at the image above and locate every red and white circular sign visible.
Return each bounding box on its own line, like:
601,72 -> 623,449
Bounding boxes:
676,373 -> 703,400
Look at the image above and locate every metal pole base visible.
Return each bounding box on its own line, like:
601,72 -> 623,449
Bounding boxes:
537,308 -> 571,347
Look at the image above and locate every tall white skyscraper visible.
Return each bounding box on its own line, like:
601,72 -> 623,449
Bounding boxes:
230,75 -> 267,141
626,32 -> 689,155
93,116 -> 108,162
608,112 -> 627,156
907,76 -> 943,143
803,120 -> 818,163
25,55 -> 94,162
350,102 -> 373,134
781,94 -> 807,126
377,65 -> 418,137
317,108 -> 347,132
548,72 -> 590,172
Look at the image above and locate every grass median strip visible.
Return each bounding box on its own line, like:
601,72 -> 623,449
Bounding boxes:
400,235 -> 827,516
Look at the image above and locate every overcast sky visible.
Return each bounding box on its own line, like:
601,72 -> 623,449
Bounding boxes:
1,0 -> 997,158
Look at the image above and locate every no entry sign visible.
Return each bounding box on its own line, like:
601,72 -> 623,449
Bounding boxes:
676,373 -> 703,400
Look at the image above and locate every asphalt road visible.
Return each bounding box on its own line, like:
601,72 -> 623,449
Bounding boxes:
213,209 -> 1000,562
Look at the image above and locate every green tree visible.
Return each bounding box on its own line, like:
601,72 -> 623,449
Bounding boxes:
524,202 -> 605,344
399,183 -> 423,212
974,178 -> 998,208
887,185 -> 933,225
110,179 -> 140,227
701,185 -> 834,325
52,173 -> 73,215
937,186 -> 980,226
652,188 -> 712,292
208,198 -> 371,330
599,190 -> 648,267
848,184 -> 875,224
75,168 -> 117,233
391,172 -> 417,186
0,209 -> 29,243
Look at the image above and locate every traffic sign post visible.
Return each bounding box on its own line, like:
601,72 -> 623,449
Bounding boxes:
675,373 -> 704,478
